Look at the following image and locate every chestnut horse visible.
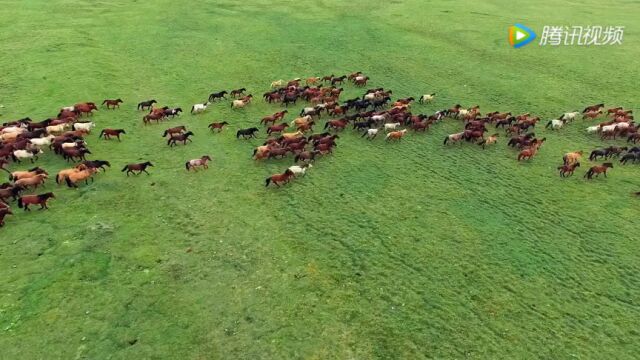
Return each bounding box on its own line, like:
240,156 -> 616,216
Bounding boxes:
18,192 -> 55,211
162,126 -> 186,137
558,162 -> 580,177
265,169 -> 294,187
208,121 -> 229,132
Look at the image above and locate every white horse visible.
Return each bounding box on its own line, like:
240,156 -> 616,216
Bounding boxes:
559,111 -> 579,122
288,164 -> 312,177
418,93 -> 436,104
191,102 -> 210,114
370,113 -> 389,124
600,124 -> 617,133
28,135 -> 55,148
545,119 -> 567,130
73,122 -> 95,133
1,126 -> 26,134
13,149 -> 43,163
61,140 -> 86,149
362,128 -> 379,140
384,122 -> 401,132
46,124 -> 68,135
586,125 -> 601,133
270,79 -> 285,88
615,122 -> 631,130
61,106 -> 75,112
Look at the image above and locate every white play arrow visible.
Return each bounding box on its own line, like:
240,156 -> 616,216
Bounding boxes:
516,30 -> 526,40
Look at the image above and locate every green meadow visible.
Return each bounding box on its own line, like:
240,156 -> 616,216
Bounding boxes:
1,0 -> 639,358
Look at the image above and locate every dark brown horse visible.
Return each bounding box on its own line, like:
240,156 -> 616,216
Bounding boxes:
143,112 -> 165,125
265,169 -> 294,187
558,162 -> 580,177
267,123 -> 289,135
0,207 -> 11,227
18,192 -> 55,211
138,99 -> 157,110
121,162 -> 153,176
99,128 -> 126,141
75,103 -> 98,116
162,126 -> 186,137
230,88 -> 246,98
261,110 -> 288,125
167,131 -> 194,146
102,99 -> 123,109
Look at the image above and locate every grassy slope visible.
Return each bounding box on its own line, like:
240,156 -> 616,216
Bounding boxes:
0,0 -> 639,358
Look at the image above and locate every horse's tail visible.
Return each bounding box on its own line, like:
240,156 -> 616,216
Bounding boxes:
98,129 -> 105,138
65,176 -> 74,188
545,121 -> 552,128
584,169 -> 590,178
361,131 -> 368,138
185,162 -> 190,171
252,148 -> 258,156
443,136 -> 449,145
101,100 -> 107,105
162,130 -> 168,137
55,174 -> 60,184
0,168 -> 10,175
478,139 -> 486,147
265,178 -> 271,187
230,102 -> 233,108
121,166 -> 128,172
17,198 -> 23,208
236,131 -> 241,139
294,154 -> 300,162
191,106 -> 195,113
323,122 -> 329,130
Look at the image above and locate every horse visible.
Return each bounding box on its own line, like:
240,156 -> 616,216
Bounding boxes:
331,75 -> 347,85
99,128 -> 126,141
102,99 -> 123,109
281,131 -> 304,140
0,185 -> 23,203
18,192 -> 55,211
28,135 -> 56,149
12,149 -> 43,163
138,100 -> 157,110
0,159 -> 9,174
384,122 -> 401,132
545,119 -> 567,130
10,167 -> 48,181
305,77 -> 320,85
236,127 -> 259,139
208,121 -> 229,132
64,167 -> 97,188
386,129 -> 407,142
418,93 -> 436,104
267,123 -> 289,135
56,164 -> 87,184
164,107 -> 183,117
75,103 -> 98,116
191,101 -> 210,114
443,132 -> 465,145
559,111 -> 579,122
558,162 -> 580,177
230,88 -> 246,97
517,140 -> 545,161
167,131 -> 194,147
620,152 -> 640,164
354,76 -> 370,87
265,169 -> 294,187
262,111 -> 288,126
362,128 -> 379,140
270,80 -> 285,88
162,126 -> 186,137
231,98 -> 250,109
324,119 -> 348,131
208,91 -> 228,102
478,134 -> 499,149
294,150 -> 320,163
81,160 -> 111,172
563,151 -> 583,165
14,173 -> 47,190
583,110 -> 602,119
589,149 -> 609,161
62,147 -> 91,162
185,155 -> 212,171
121,162 -> 153,176
605,146 -> 627,158
143,112 -> 165,125
583,103 -> 604,113
0,207 -> 11,227
584,163 -> 613,179
288,164 -> 312,177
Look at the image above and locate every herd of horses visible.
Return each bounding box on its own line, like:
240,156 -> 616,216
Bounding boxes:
0,72 -> 636,228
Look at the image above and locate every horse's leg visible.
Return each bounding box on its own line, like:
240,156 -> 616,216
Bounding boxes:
143,169 -> 150,175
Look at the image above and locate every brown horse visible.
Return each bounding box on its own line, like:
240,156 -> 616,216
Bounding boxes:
583,103 -> 604,113
9,167 -> 48,182
121,162 -> 153,176
0,207 -> 11,227
584,163 -> 613,179
386,129 -> 408,142
75,103 -> 98,116
265,169 -> 294,187
143,112 -> 165,125
267,123 -> 289,135
0,185 -> 23,203
230,88 -> 246,98
517,139 -> 545,161
186,155 -> 212,171
478,134 -> 499,149
208,121 -> 229,132
18,192 -> 55,211
99,128 -> 126,141
324,119 -> 348,131
563,150 -> 583,165
583,110 -> 602,120
162,126 -> 186,137
261,110 -> 288,125
102,99 -> 123,109
558,162 -> 580,177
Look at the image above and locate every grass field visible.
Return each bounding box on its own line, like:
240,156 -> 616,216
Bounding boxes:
1,0 -> 639,358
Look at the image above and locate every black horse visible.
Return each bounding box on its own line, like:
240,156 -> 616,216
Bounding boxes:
137,99 -> 157,110
236,127 -> 259,139
282,94 -> 298,107
167,131 -> 194,147
121,162 -> 154,176
589,149 -> 609,161
620,152 -> 640,165
208,91 -> 228,102
230,88 -> 246,97
164,108 -> 183,117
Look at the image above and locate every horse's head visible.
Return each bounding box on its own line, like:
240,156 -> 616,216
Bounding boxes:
144,162 -> 154,167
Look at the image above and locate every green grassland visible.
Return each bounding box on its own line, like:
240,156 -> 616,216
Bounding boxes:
1,0 -> 639,358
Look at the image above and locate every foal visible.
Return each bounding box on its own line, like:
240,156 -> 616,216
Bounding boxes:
185,155 -> 212,171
